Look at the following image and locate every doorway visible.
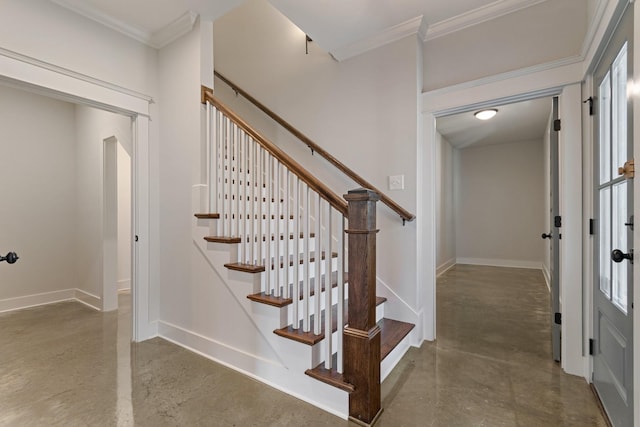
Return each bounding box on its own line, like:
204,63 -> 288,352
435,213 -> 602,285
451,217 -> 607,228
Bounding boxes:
103,135 -> 133,312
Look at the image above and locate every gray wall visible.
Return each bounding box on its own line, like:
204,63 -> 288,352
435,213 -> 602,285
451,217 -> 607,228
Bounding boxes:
454,139 -> 545,268
436,132 -> 455,273
0,85 -> 77,301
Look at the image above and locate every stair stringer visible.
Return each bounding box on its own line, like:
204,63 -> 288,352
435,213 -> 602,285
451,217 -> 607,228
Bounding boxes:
157,212 -> 348,418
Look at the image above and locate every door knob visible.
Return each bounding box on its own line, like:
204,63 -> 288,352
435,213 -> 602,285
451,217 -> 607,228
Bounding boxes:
541,233 -> 552,239
612,249 -> 633,264
0,252 -> 18,264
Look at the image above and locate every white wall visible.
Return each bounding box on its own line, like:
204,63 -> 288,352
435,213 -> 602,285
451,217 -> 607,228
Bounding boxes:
117,143 -> 131,291
436,132 -> 455,274
214,0 -> 421,320
454,139 -> 545,268
75,105 -> 132,298
0,85 -> 77,305
156,23 -> 202,325
0,0 -> 158,96
423,0 -> 588,91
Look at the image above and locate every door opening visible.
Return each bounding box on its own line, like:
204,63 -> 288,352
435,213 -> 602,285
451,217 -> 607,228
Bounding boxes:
103,136 -> 133,312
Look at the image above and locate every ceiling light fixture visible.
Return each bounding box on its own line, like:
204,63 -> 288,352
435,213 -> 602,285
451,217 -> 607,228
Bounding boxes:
474,109 -> 498,120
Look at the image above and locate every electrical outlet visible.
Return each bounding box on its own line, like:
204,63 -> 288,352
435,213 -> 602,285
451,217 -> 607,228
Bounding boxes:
388,174 -> 404,190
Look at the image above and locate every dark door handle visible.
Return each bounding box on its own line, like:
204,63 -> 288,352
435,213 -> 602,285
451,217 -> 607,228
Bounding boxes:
541,233 -> 552,239
0,252 -> 18,264
612,249 -> 633,264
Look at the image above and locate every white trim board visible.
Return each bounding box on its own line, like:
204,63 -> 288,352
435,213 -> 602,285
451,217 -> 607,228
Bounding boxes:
157,320 -> 349,420
0,288 -> 101,313
0,45 -> 156,342
420,60 -> 589,379
436,258 -> 456,276
455,258 -> 542,270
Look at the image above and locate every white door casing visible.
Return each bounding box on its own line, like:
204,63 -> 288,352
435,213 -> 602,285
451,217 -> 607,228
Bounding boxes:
0,48 -> 157,342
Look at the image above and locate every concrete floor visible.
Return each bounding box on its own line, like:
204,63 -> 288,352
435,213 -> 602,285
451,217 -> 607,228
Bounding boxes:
0,265 -> 606,426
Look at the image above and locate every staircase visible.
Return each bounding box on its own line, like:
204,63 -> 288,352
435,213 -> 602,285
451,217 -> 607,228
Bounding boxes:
195,86 -> 415,424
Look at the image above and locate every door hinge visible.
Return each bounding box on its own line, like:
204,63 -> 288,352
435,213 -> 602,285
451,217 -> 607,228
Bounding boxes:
135,235 -> 139,242
583,96 -> 594,116
554,215 -> 562,228
554,312 -> 562,325
589,218 -> 595,235
554,119 -> 561,131
589,338 -> 595,355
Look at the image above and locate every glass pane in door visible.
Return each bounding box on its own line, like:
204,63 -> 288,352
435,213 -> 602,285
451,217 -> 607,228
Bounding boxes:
612,44 -> 628,173
612,181 -> 628,313
599,71 -> 612,184
600,187 -> 611,298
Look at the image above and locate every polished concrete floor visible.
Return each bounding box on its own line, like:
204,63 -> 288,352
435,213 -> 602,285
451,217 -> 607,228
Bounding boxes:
0,265 -> 606,426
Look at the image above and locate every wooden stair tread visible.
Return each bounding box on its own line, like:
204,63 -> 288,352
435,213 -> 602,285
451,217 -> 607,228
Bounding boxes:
305,317 -> 415,391
262,232 -> 315,242
274,304 -> 343,345
304,354 -> 354,393
194,213 -> 220,219
273,297 -> 387,345
204,236 -> 242,244
224,262 -> 265,273
247,271 -> 349,308
225,251 -> 338,274
379,318 -> 414,361
272,251 -> 338,269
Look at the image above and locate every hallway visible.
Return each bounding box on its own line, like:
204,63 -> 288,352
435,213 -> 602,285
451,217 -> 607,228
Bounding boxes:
380,265 -> 607,426
0,266 -> 607,426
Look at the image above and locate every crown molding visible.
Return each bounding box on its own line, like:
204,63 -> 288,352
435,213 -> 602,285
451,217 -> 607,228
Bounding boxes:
331,15 -> 427,62
424,0 -> 548,41
50,0 -> 197,49
150,11 -> 199,49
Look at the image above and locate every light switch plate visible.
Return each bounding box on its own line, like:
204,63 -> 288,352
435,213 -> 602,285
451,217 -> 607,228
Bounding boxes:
388,174 -> 404,190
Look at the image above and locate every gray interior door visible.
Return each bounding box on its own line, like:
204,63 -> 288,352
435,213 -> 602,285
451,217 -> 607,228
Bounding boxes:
543,96 -> 561,362
593,5 -> 634,426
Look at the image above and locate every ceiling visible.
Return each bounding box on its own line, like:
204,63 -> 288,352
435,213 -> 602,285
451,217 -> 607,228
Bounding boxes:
50,0 -> 549,55
436,97 -> 552,149
48,0 -> 558,148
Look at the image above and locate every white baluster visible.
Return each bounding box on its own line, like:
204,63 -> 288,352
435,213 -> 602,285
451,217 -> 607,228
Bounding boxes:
206,101 -> 212,213
216,109 -> 223,236
283,169 -> 290,300
274,161 -> 281,297
292,178 -> 300,329
223,117 -> 230,237
231,126 -> 242,239
324,201 -> 333,368
256,146 -> 263,272
249,142 -> 258,265
314,194 -> 321,335
239,132 -> 247,262
265,155 -> 273,294
302,184 -> 310,332
337,216 -> 345,373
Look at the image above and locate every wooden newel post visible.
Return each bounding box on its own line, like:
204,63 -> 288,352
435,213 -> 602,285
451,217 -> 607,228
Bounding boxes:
343,188 -> 382,425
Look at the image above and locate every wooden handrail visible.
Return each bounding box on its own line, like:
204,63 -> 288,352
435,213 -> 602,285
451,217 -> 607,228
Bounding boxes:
202,87 -> 348,217
214,71 -> 416,223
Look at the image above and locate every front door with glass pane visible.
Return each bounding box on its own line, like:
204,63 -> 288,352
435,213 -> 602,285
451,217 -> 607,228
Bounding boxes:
593,6 -> 634,426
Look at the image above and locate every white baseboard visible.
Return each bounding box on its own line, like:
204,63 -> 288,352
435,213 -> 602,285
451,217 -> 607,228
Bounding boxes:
436,258 -> 456,276
0,288 -> 103,313
117,278 -> 131,291
456,257 -> 542,270
74,289 -> 102,311
158,320 -> 348,420
0,289 -> 76,313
